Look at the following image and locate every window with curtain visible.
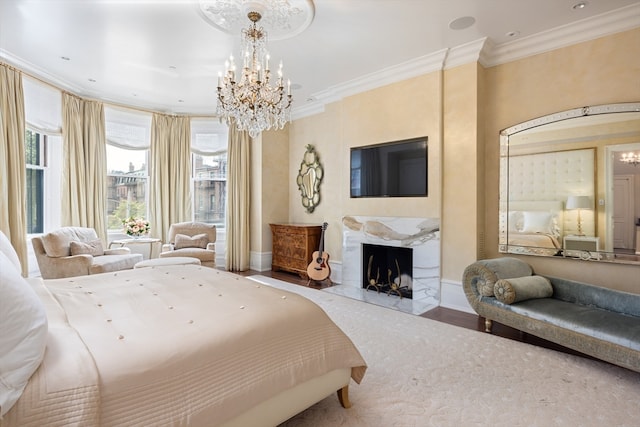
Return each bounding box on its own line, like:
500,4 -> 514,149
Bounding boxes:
23,77 -> 63,235
105,107 -> 152,234
191,119 -> 228,226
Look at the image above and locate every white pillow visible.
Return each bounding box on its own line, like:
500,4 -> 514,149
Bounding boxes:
521,211 -> 553,234
174,233 -> 209,249
0,252 -> 48,417
508,211 -> 524,232
499,211 -> 523,233
0,231 -> 21,272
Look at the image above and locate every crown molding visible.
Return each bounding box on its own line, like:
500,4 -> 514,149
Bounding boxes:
291,49 -> 448,120
482,3 -> 640,67
4,3 -> 638,122
316,48 -> 448,105
292,3 -> 640,120
0,49 -> 82,94
444,38 -> 488,70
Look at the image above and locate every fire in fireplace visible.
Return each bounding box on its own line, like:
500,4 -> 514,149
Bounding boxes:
361,243 -> 413,299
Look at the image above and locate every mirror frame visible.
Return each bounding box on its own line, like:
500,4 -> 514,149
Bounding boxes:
296,144 -> 324,213
499,102 -> 640,264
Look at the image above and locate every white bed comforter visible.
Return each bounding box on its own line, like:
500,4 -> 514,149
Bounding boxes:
1,266 -> 366,426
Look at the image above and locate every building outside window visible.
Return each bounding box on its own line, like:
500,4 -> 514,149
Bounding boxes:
105,107 -> 151,236
192,152 -> 226,226
106,144 -> 148,231
191,120 -> 228,227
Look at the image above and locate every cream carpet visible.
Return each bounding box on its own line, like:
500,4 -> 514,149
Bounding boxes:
247,276 -> 640,427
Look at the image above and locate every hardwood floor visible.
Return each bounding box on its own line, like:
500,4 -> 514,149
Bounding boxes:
232,269 -> 593,361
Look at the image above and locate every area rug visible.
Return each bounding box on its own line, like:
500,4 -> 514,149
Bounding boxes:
247,275 -> 640,427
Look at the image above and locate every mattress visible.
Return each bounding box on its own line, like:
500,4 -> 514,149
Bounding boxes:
507,232 -> 560,249
1,266 -> 366,426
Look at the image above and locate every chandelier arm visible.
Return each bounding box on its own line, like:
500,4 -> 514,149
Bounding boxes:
216,9 -> 292,136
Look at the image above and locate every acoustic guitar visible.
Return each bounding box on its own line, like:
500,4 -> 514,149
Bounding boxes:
307,222 -> 331,281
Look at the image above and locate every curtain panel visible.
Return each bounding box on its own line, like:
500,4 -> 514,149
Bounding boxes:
0,63 -> 28,276
225,125 -> 251,271
149,113 -> 192,243
61,93 -> 108,242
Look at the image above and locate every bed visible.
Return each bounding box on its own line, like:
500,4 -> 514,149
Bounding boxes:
499,201 -> 563,255
0,239 -> 367,427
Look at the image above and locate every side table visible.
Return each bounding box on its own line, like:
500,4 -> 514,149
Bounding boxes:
109,237 -> 162,260
270,224 -> 322,279
563,235 -> 599,260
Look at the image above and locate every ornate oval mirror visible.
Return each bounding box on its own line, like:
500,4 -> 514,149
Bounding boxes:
296,144 -> 324,213
499,102 -> 640,264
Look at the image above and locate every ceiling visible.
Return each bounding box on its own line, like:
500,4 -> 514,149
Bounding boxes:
1,0 -> 639,119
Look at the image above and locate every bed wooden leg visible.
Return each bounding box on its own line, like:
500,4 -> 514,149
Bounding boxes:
337,386 -> 351,408
484,318 -> 493,333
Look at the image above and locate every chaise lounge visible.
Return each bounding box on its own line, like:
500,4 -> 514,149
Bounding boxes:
462,257 -> 640,373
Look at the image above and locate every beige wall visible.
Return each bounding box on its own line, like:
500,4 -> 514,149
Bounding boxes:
288,73 -> 442,262
251,129 -> 290,254
442,62 -> 484,281
483,28 -> 640,292
273,27 -> 639,293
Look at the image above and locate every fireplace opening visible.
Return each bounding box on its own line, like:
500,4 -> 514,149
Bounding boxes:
362,243 -> 413,299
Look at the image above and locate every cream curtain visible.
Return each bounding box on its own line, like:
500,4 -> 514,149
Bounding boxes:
61,93 -> 108,242
149,113 -> 192,243
225,125 -> 251,271
0,64 -> 28,276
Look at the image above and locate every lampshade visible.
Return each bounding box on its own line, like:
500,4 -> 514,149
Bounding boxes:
566,195 -> 591,210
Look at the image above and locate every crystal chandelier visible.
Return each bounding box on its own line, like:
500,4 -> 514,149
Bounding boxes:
620,152 -> 640,166
216,9 -> 292,138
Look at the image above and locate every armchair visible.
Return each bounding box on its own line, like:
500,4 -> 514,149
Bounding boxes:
32,227 -> 142,279
160,222 -> 216,267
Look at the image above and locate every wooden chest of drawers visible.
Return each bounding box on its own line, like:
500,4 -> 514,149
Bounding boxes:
270,224 -> 322,278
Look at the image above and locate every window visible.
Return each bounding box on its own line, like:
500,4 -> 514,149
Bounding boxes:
105,107 -> 151,235
191,120 -> 228,227
192,152 -> 227,225
23,76 -> 64,240
24,129 -> 62,235
106,145 -> 148,231
25,130 -> 45,234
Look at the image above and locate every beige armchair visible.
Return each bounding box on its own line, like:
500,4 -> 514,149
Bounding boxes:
160,222 -> 216,267
32,227 -> 143,279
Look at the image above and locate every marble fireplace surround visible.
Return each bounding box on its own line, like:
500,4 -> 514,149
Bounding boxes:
324,215 -> 441,315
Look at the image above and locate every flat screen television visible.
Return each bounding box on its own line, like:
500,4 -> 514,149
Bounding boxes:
350,137 -> 428,198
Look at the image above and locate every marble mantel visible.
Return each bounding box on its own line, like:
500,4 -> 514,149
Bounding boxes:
326,215 -> 440,314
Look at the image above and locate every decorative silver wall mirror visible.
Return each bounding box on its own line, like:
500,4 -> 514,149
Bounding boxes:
297,144 -> 324,213
499,102 -> 640,264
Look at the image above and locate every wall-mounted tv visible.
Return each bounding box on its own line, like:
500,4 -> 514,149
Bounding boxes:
350,137 -> 428,198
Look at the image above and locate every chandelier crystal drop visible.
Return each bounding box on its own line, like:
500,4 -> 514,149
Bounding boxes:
620,152 -> 640,166
216,10 -> 292,138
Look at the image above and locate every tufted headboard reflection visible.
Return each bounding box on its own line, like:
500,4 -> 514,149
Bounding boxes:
502,148 -> 595,237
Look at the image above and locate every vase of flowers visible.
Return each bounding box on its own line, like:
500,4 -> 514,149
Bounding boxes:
123,217 -> 150,238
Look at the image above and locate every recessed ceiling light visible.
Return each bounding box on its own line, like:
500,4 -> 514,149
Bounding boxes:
169,65 -> 177,70
506,31 -> 521,38
449,16 -> 476,31
88,78 -> 96,83
61,56 -> 70,61
178,99 -> 184,103
572,2 -> 588,10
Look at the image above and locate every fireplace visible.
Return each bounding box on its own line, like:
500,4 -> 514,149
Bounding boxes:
338,215 -> 441,314
362,243 -> 413,299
